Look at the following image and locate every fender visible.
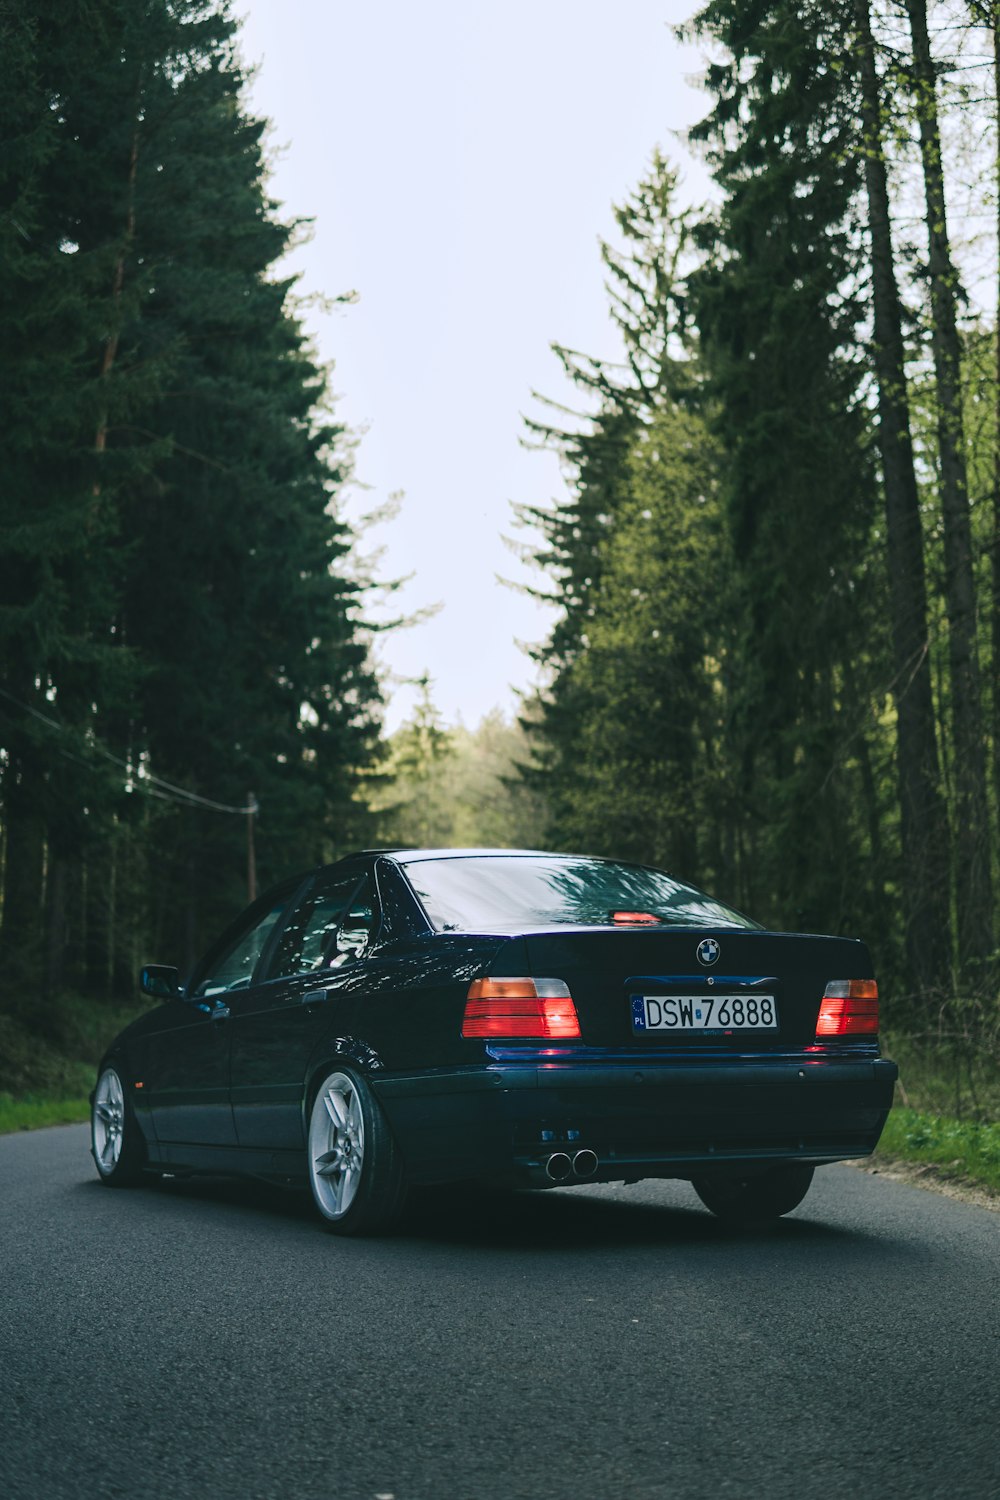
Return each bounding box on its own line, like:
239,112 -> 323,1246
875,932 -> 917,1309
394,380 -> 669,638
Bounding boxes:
108,1044 -> 163,1148
301,1036 -> 386,1132
92,1047 -> 159,1146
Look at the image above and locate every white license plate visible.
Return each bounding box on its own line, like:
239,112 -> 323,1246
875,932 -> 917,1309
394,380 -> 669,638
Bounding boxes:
631,994 -> 778,1031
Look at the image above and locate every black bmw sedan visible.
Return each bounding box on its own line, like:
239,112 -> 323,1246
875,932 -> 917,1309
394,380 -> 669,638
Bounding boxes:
91,848 -> 897,1233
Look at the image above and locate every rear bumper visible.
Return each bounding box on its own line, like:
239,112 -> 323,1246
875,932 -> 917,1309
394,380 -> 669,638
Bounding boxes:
374,1054 -> 899,1186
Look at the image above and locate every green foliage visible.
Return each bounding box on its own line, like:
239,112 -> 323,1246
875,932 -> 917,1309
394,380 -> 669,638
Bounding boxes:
0,1094 -> 91,1135
517,153 -> 696,679
0,0 -> 383,1003
110,4 -> 381,958
518,0 -> 1000,1080
376,687 -> 548,851
542,400 -> 727,885
443,712 -> 550,850
877,1108 -> 1000,1196
519,155 -> 717,868
0,991 -> 150,1096
519,125 -> 896,951
686,0 -> 892,939
376,678 -> 457,848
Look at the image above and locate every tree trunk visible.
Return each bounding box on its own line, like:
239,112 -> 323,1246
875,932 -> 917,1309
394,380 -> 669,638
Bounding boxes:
94,110 -> 140,461
987,10 -> 1000,944
907,0 -> 993,969
854,0 -> 953,998
0,750 -> 46,1002
107,818 -> 118,999
44,853 -> 69,999
183,835 -> 199,978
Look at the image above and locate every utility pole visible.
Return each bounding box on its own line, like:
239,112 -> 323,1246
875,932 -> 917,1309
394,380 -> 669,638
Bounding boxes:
247,792 -> 258,903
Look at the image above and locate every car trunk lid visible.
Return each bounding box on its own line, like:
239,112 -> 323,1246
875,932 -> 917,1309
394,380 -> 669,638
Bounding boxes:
519,927 -> 874,1050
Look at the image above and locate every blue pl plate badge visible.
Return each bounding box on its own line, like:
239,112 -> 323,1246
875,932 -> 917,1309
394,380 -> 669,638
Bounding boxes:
631,994 -> 646,1029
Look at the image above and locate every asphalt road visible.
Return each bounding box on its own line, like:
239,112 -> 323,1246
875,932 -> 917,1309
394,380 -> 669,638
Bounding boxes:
1,1125 -> 997,1500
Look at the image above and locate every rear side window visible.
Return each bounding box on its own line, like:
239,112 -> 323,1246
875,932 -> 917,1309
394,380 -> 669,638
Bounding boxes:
397,855 -> 758,933
268,871 -> 367,979
329,875 -> 379,967
375,858 -> 428,942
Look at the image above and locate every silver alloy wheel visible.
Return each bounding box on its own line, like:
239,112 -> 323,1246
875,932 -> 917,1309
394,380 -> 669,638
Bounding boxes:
308,1071 -> 366,1220
92,1068 -> 125,1176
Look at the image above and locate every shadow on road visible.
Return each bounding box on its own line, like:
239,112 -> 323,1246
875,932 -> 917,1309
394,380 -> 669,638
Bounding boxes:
78,1169 -> 871,1254
398,1180 -> 867,1251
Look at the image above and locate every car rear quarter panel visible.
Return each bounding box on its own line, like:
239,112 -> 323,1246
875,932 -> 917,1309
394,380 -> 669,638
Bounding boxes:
313,932 -> 511,1072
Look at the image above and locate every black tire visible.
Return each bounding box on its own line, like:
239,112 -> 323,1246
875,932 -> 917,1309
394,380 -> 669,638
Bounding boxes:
691,1165 -> 814,1224
91,1064 -> 146,1187
306,1066 -> 406,1236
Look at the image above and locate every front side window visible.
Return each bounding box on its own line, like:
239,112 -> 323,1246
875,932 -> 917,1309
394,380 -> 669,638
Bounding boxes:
397,855 -> 759,934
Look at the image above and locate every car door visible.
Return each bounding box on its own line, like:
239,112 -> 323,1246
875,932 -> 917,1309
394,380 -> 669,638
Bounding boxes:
228,866 -> 375,1155
145,883 -> 298,1148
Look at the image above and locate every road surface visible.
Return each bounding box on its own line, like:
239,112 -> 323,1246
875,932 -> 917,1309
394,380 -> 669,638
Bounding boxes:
1,1124 -> 997,1499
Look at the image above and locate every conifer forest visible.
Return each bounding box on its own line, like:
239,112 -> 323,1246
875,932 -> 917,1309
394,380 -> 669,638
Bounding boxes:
4,0 -> 1000,1109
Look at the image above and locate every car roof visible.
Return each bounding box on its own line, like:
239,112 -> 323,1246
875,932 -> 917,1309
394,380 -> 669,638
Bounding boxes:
376,847 -> 553,863
279,849 -> 555,886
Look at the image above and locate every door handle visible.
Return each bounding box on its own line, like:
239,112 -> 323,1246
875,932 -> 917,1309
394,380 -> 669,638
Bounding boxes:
209,1003 -> 230,1021
301,989 -> 330,1005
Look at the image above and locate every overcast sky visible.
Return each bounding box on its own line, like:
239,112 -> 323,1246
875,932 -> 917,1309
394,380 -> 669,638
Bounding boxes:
234,1 -> 713,731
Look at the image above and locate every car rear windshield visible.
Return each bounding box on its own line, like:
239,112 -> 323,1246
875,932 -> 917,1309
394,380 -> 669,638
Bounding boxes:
396,854 -> 759,933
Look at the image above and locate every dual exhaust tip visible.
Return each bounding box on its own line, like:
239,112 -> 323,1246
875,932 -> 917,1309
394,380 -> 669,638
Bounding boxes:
545,1148 -> 598,1182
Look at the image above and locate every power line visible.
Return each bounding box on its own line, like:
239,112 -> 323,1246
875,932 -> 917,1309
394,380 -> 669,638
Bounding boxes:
0,686 -> 255,816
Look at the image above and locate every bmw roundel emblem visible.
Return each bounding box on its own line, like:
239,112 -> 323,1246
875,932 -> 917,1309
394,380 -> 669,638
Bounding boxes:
697,938 -> 720,967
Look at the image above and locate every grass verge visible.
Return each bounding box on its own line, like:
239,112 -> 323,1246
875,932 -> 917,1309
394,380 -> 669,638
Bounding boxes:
872,1105 -> 1000,1199
0,1092 -> 91,1134
0,992 -> 150,1134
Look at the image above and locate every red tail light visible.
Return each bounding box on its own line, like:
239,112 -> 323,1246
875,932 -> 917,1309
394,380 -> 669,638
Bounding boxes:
816,979 -> 879,1037
462,978 -> 581,1039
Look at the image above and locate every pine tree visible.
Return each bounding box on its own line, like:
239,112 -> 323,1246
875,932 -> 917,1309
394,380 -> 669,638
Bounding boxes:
0,0 -> 160,997
553,399 -> 726,886
905,0 -> 992,967
108,1 -> 382,962
378,678 -> 456,848
853,0 -> 953,994
967,3 -> 1000,864
686,0 -> 892,938
0,0 -> 384,999
518,155 -> 702,853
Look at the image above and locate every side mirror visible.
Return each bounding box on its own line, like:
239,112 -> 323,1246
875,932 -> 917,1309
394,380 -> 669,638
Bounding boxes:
140,964 -> 182,1000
